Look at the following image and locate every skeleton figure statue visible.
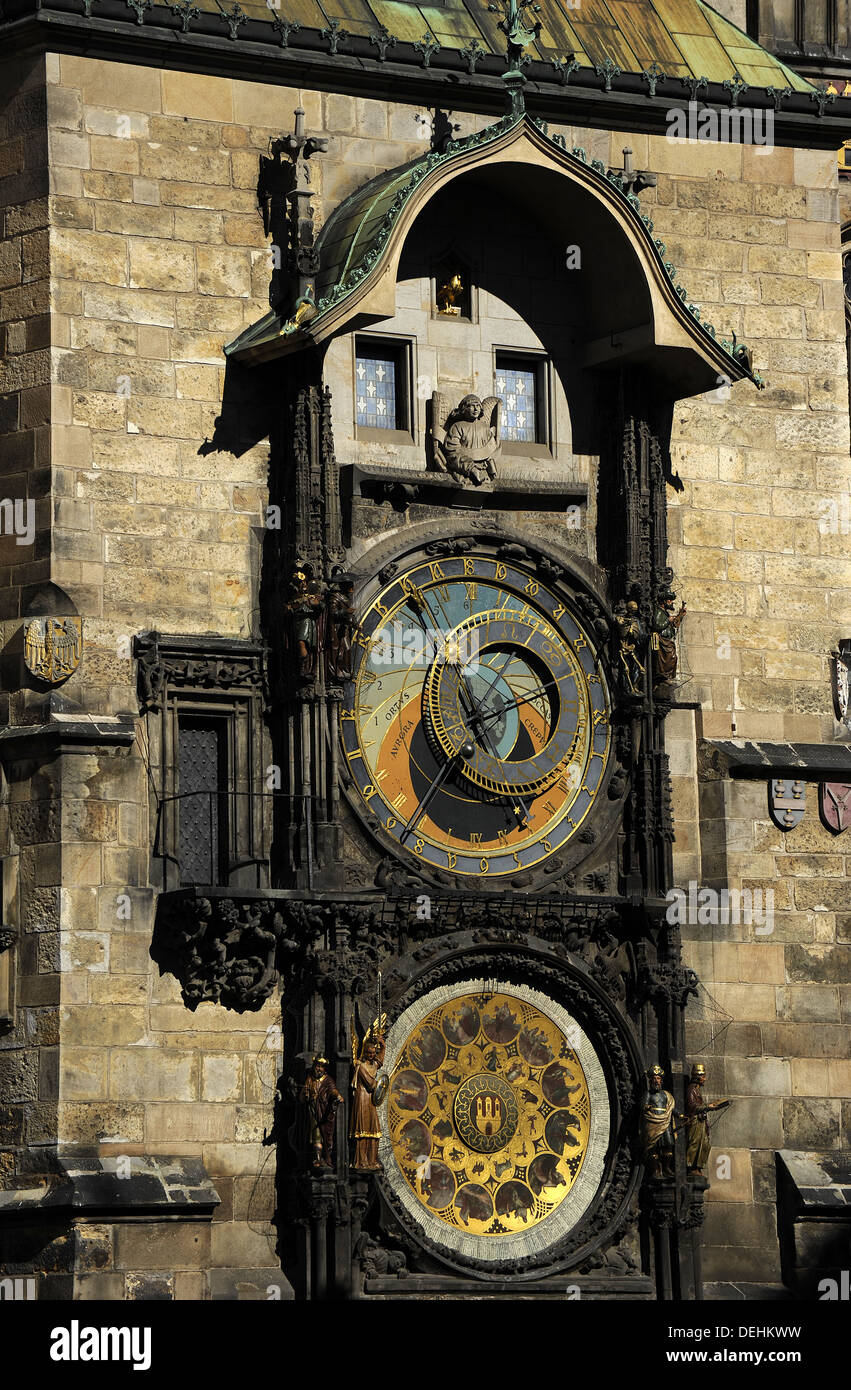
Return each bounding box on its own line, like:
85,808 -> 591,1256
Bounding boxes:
429,392 -> 501,486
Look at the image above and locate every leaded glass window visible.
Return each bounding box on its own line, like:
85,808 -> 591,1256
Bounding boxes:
494,360 -> 539,443
356,348 -> 397,430
178,719 -> 225,885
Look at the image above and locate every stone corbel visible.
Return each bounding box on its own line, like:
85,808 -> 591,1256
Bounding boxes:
152,890 -> 387,1011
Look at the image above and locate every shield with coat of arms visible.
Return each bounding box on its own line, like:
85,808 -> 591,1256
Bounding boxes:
819,782 -> 851,835
768,779 -> 806,831
23,616 -> 83,684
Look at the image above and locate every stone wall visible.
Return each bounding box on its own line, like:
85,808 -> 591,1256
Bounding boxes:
0,50 -> 54,1202
0,53 -> 51,622
653,127 -> 851,1284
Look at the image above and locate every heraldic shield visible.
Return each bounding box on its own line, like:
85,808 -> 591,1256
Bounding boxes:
768,779 -> 806,831
819,782 -> 851,835
23,616 -> 83,684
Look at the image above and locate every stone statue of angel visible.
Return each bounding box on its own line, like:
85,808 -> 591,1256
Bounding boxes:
429,392 -> 501,487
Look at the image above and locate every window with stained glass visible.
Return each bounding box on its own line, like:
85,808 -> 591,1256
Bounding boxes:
356,347 -> 398,430
494,359 -> 540,443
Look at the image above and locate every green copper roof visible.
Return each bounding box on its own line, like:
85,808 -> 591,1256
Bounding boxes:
314,114 -> 516,306
225,111 -> 763,390
179,0 -> 812,90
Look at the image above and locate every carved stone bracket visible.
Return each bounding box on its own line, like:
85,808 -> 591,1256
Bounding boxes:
636,961 -> 699,1010
152,890 -> 389,1011
0,927 -> 17,953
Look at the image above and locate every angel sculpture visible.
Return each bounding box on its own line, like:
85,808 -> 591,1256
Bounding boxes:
349,1011 -> 388,1172
429,392 -> 500,487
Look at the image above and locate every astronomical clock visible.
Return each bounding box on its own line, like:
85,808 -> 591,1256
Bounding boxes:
341,548 -> 611,884
163,87 -> 759,1303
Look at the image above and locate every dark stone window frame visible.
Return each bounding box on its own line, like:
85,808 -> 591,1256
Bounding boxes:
134,633 -> 268,892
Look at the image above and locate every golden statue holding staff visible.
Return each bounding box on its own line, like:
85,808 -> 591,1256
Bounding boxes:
350,1000 -> 388,1173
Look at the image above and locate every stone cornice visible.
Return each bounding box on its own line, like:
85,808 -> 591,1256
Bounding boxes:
0,715 -> 137,761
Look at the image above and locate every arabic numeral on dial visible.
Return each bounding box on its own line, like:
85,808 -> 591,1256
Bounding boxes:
414,838 -> 425,855
362,784 -> 377,800
479,858 -> 489,873
524,578 -> 539,596
542,839 -> 552,852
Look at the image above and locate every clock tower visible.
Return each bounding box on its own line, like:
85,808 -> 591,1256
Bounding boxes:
167,89 -> 759,1300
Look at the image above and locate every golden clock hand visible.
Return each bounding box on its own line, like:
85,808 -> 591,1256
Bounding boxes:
399,740 -> 475,845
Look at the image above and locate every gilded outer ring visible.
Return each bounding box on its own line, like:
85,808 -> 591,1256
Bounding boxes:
452,1073 -> 520,1153
422,609 -> 586,797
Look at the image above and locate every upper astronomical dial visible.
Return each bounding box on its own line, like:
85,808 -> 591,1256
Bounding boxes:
341,551 -> 610,879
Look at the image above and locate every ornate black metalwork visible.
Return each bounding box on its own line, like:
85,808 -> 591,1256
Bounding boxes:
413,33 -> 440,67
368,26 -> 396,61
272,15 -> 299,47
552,54 -> 580,84
460,38 -> 486,74
595,57 -> 621,91
222,2 -> 247,40
169,0 -> 198,30
320,17 -> 349,54
640,61 -> 666,97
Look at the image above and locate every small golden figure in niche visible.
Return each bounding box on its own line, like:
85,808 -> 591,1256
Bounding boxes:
436,272 -> 464,315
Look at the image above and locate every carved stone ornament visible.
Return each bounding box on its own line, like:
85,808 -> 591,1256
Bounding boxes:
152,893 -> 391,1011
134,633 -> 265,712
768,778 -> 806,831
830,639 -> 851,727
24,617 -> 82,683
428,392 -> 501,487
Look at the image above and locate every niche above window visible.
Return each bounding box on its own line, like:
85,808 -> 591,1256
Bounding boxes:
432,255 -> 474,322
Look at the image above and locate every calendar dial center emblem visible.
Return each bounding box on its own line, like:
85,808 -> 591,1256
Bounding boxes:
341,550 -> 610,878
